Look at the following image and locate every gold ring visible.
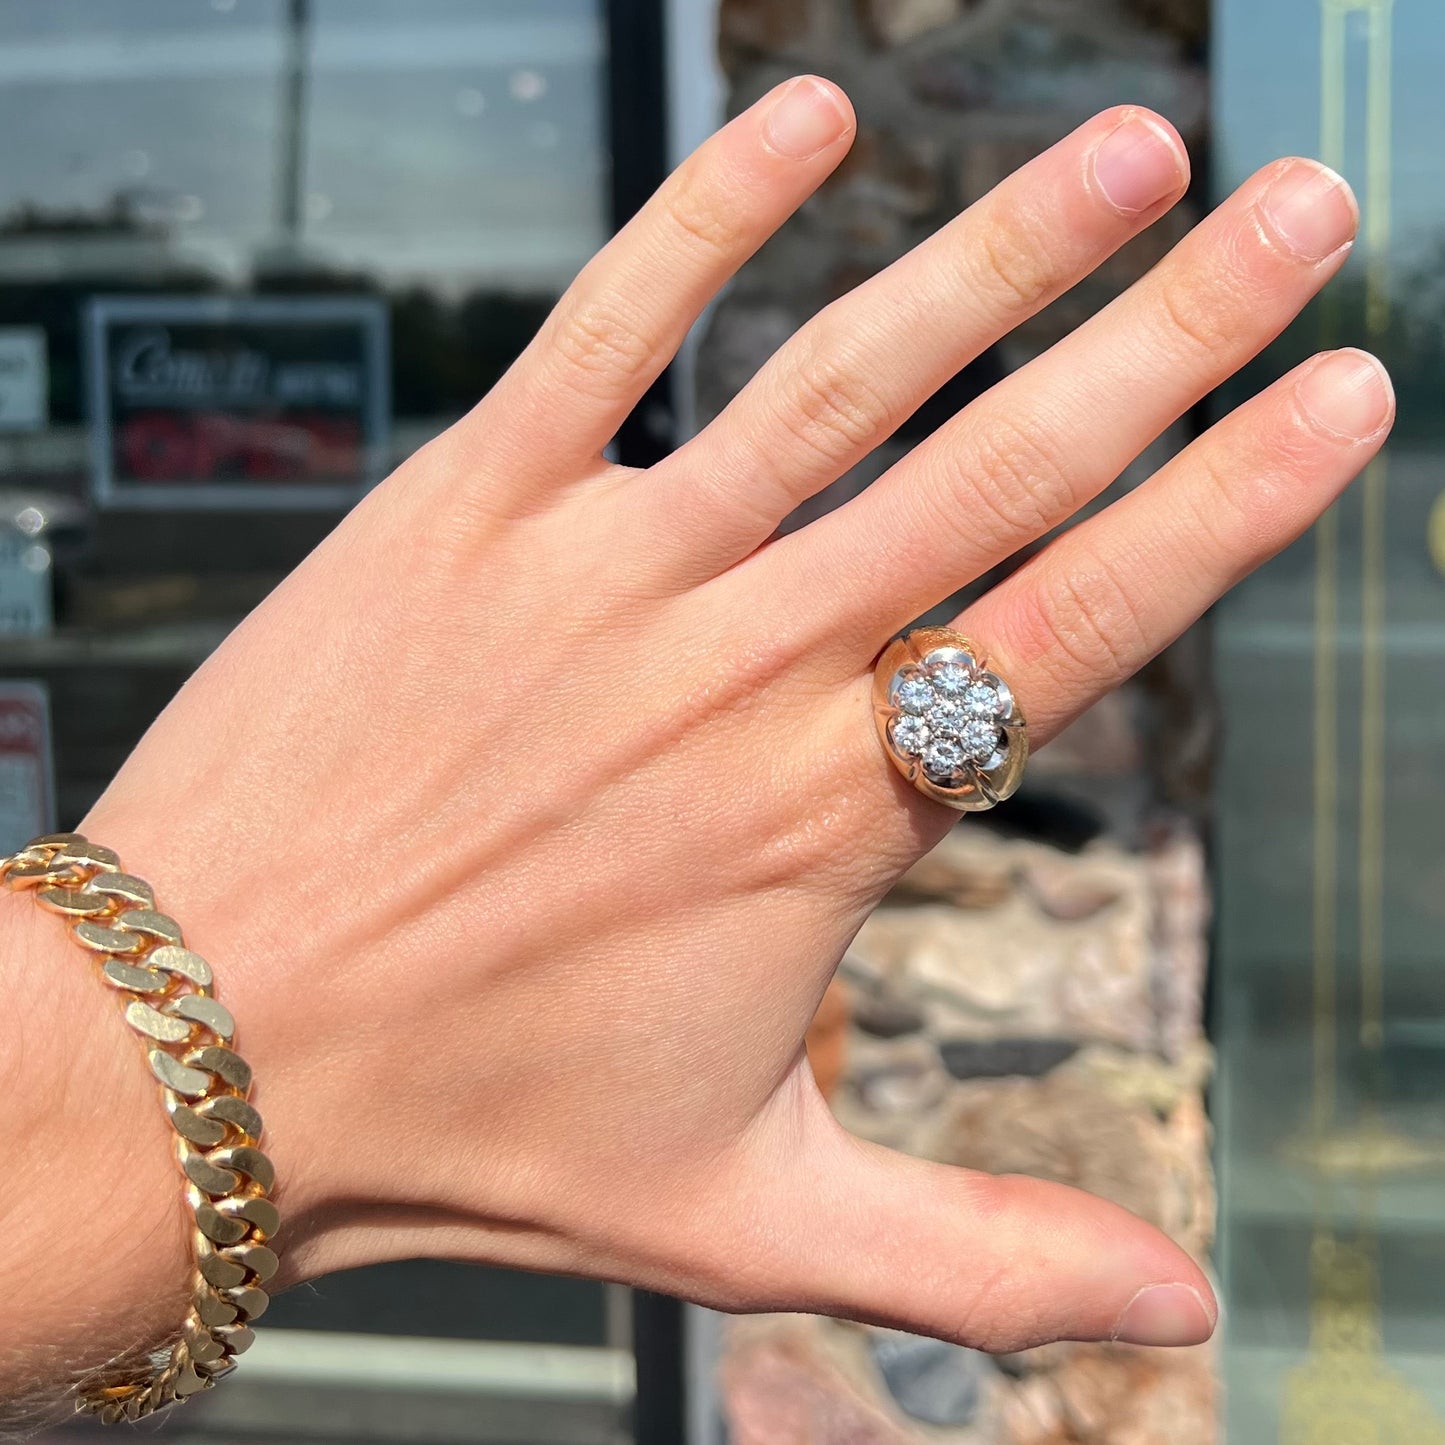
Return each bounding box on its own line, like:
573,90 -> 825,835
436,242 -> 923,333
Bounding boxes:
873,627 -> 1028,812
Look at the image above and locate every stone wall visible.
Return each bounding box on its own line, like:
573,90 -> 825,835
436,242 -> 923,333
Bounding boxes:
698,1 -> 1216,1440
725,830 -> 1216,1442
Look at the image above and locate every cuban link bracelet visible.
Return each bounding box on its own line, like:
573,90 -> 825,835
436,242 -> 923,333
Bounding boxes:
1,832 -> 278,1423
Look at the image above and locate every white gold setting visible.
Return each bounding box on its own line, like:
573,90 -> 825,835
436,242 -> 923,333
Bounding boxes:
873,629 -> 1028,812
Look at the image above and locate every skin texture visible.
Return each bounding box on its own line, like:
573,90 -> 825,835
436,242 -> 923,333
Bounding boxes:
0,78 -> 1396,1417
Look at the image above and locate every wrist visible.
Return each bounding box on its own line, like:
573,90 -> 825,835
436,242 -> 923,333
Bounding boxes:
69,802 -> 385,1286
0,884 -> 190,1405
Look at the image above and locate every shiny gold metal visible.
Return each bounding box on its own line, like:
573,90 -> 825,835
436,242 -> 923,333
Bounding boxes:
185,1330 -> 226,1366
216,1324 -> 255,1356
197,1094 -> 263,1141
225,1285 -> 269,1321
149,944 -> 214,990
170,1103 -> 229,1148
125,1000 -> 194,1044
116,908 -> 184,945
100,960 -> 169,994
229,1244 -> 279,1283
165,995 -> 234,1039
183,1154 -> 243,1196
211,1146 -> 275,1192
51,839 -> 121,871
194,1289 -> 239,1328
73,920 -> 145,954
195,1200 -> 249,1246
149,1050 -> 212,1097
86,872 -> 157,908
219,1195 -> 281,1240
198,1246 -> 248,1290
872,627 -> 1029,812
0,833 -> 279,1422
35,885 -> 112,917
186,1045 -> 251,1092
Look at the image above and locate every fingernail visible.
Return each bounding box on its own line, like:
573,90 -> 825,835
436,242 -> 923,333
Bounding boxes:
1112,1284 -> 1216,1347
763,76 -> 851,161
1259,161 -> 1358,261
1297,348 -> 1395,438
1092,114 -> 1186,214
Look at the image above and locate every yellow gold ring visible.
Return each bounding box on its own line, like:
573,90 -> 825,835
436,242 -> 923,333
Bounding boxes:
873,627 -> 1028,812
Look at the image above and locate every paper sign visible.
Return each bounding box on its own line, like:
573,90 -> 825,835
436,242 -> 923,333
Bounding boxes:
0,328 -> 48,431
0,682 -> 54,852
0,530 -> 50,635
86,295 -> 390,509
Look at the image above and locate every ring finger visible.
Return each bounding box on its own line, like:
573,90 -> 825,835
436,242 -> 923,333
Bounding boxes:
955,346 -> 1392,749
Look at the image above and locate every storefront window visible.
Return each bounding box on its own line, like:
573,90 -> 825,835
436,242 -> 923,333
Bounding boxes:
1213,1 -> 1445,1436
0,3 -> 632,1440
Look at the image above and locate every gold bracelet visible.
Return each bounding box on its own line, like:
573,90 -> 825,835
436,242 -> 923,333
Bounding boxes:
1,832 -> 278,1424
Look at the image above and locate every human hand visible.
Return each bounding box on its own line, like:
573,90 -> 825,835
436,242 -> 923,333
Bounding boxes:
30,77 -> 1392,1374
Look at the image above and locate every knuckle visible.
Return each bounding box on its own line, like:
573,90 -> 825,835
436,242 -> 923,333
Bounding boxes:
1185,439 -> 1295,562
972,220 -> 1057,313
1031,556 -> 1150,689
1153,270 -> 1237,361
550,301 -> 657,400
658,168 -> 744,260
941,413 -> 1077,554
1185,447 -> 1255,553
781,348 -> 897,464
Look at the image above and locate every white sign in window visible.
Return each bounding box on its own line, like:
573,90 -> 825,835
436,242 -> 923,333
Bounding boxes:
0,328 -> 48,432
0,682 -> 54,853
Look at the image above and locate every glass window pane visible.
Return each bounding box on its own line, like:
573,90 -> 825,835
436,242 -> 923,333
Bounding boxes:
1214,0 -> 1445,1436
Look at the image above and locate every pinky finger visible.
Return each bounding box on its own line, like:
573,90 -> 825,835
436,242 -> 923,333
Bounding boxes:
957,348 -> 1394,745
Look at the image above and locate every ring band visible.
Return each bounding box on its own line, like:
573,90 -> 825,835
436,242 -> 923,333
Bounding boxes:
873,627 -> 1028,812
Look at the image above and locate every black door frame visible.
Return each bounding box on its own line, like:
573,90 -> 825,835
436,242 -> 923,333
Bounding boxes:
604,1 -> 688,1443
606,0 -> 676,472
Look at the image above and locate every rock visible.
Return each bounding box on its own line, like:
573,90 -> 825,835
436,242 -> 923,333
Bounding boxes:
1147,828 -> 1210,1061
909,52 -> 997,112
867,1330 -> 990,1426
722,1323 -> 920,1445
859,0 -> 964,47
854,874 -> 1156,1049
851,989 -> 927,1039
719,0 -> 836,65
1059,1042 -> 1213,1115
807,977 -> 851,1100
987,789 -> 1110,852
998,1342 -> 1217,1445
925,1072 -> 1210,1249
831,126 -> 944,221
1021,853 -> 1126,922
847,1034 -> 950,1115
889,827 -> 1016,909
939,1037 -> 1079,1080
695,299 -> 806,428
1029,688 -> 1145,779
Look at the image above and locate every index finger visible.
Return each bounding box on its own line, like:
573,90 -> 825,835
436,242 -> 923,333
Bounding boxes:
474,76 -> 856,498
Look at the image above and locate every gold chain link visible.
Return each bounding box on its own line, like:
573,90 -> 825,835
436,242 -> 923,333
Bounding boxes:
1,832 -> 278,1424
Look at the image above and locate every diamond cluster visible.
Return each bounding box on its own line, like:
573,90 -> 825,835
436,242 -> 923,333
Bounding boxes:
887,650 -> 1011,785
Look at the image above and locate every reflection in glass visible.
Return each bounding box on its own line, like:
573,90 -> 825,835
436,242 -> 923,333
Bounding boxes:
1214,1 -> 1445,1438
0,3 -> 623,1428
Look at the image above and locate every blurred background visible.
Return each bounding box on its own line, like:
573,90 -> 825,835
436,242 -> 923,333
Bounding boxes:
4,1 -> 1441,1441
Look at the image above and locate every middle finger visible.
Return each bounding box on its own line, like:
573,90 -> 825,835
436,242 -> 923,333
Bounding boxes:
636,106 -> 1189,582
766,154 -> 1357,655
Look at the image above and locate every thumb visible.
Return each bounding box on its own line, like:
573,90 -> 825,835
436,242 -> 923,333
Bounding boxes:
744,1118 -> 1217,1354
